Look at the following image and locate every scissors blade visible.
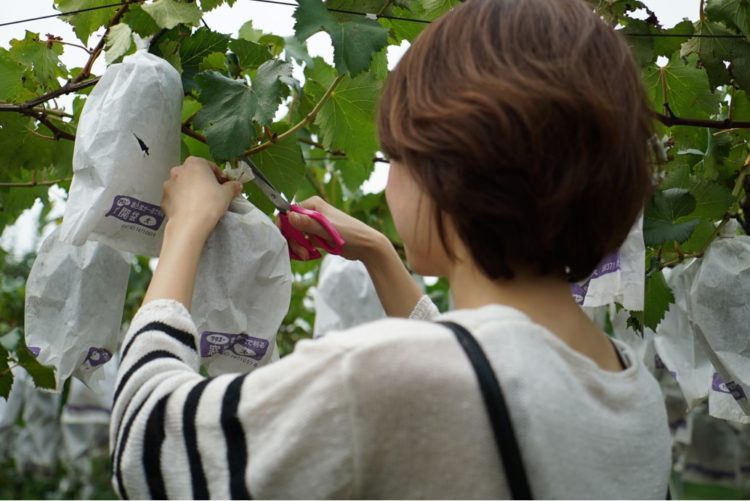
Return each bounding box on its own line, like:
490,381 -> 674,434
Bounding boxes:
239,155 -> 292,212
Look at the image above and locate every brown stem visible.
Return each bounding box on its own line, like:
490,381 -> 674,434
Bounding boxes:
0,78 -> 100,112
655,111 -> 750,129
50,39 -> 92,54
181,122 -> 207,143
0,177 -> 72,188
72,2 -> 133,84
377,0 -> 394,16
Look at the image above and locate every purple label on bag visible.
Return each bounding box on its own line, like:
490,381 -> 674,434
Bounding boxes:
570,282 -> 589,305
654,354 -> 677,379
200,331 -> 269,362
712,372 -> 747,401
590,252 -> 620,279
570,252 -> 620,305
84,347 -> 112,367
106,195 -> 165,230
28,346 -> 41,357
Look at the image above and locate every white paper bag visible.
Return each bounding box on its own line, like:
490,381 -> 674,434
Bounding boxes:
192,197 -> 292,376
60,49 -> 182,256
654,259 -> 713,409
313,255 -> 386,338
25,227 -> 130,392
688,220 -> 750,424
571,214 -> 645,310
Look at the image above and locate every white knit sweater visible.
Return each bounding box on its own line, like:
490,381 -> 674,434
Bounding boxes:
110,296 -> 671,499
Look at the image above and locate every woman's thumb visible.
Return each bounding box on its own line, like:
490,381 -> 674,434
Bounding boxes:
222,180 -> 242,199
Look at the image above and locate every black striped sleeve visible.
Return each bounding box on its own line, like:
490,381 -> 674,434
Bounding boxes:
222,375 -> 252,500
183,379 -> 211,499
121,321 -> 197,361
143,395 -> 170,499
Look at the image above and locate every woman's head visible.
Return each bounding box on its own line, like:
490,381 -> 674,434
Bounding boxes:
379,0 -> 653,282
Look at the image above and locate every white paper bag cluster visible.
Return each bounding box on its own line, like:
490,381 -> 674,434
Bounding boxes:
571,214 -> 645,311
313,255 -> 386,338
60,49 -> 182,257
192,197 -> 292,376
642,221 -> 750,425
25,50 -> 181,392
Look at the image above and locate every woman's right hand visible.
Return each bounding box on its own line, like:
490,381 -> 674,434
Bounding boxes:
283,196 -> 388,262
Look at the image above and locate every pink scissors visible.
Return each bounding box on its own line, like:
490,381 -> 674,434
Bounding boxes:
239,155 -> 345,261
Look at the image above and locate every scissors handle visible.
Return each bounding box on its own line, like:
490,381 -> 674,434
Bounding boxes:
279,205 -> 346,261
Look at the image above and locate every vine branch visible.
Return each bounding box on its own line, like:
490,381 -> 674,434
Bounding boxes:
655,110 -> 750,130
72,2 -> 133,84
244,74 -> 345,156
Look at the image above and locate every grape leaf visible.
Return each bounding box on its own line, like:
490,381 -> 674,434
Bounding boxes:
662,165 -> 734,220
9,32 -> 66,90
179,28 -> 230,93
122,6 -> 161,37
644,55 -> 721,119
314,71 -> 382,167
243,125 -> 306,214
55,0 -> 120,45
643,188 -> 701,246
294,0 -> 389,76
200,0 -> 238,11
143,0 -> 203,29
705,0 -> 750,40
421,0 -> 461,19
105,23 -> 133,64
644,270 -> 674,331
194,60 -> 292,160
0,51 -> 29,102
228,39 -> 273,71
0,344 -> 12,399
16,346 -> 55,390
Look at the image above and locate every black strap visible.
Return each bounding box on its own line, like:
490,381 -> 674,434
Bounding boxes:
438,320 -> 533,500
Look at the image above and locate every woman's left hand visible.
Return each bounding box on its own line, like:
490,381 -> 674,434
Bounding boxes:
161,156 -> 243,240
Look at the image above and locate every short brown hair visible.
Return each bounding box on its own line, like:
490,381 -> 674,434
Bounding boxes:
378,0 -> 653,281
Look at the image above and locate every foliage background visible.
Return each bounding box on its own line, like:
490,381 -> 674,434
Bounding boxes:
0,0 -> 749,497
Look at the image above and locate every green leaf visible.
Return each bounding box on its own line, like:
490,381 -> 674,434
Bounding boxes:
381,4 -> 430,43
243,125 -> 306,213
0,328 -> 21,352
194,60 -> 292,160
294,0 -> 389,76
104,23 -> 133,64
228,39 -> 273,71
55,0 -> 120,45
643,188 -> 701,246
304,59 -> 381,167
143,0 -> 203,29
16,346 -> 55,390
643,55 -> 721,119
179,28 -> 230,93
421,0 -> 461,19
0,344 -> 12,400
662,165 -> 735,219
200,0 -> 238,11
705,0 -> 750,40
644,270 -> 674,331
122,6 -> 162,37
0,50 -> 29,101
9,31 -> 66,90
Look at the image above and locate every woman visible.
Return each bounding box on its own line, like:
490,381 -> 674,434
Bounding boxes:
110,0 -> 672,498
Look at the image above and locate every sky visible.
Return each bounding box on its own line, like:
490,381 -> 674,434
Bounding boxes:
0,1 -> 699,257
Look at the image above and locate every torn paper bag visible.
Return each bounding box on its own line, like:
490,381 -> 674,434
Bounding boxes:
60,49 -> 182,256
192,197 -> 291,376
